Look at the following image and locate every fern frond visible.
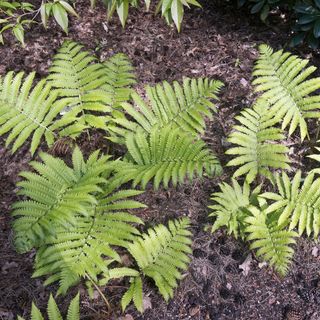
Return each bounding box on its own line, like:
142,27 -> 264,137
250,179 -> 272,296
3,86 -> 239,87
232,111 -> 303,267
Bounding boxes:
12,147 -> 110,253
115,126 -> 222,189
18,293 -> 80,320
226,103 -> 290,183
48,41 -> 114,129
245,207 -> 297,276
0,72 -> 77,154
209,179 -> 261,239
109,78 -> 223,143
102,53 -> 136,107
261,170 -> 320,237
252,44 -> 320,140
128,218 -> 192,302
121,276 -> 143,313
32,183 -> 145,294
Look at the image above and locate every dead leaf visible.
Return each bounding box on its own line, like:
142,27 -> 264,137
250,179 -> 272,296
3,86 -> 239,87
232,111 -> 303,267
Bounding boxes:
239,254 -> 252,276
143,296 -> 152,311
120,315 -> 134,320
312,246 -> 319,257
189,306 -> 200,317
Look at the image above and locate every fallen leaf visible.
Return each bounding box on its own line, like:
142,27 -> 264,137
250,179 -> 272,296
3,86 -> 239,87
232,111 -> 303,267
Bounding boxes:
143,296 -> 152,311
312,246 -> 319,257
239,254 -> 252,276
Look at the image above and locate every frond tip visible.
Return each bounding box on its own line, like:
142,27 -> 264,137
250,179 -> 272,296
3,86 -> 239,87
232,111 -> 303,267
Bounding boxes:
127,218 -> 192,306
245,207 -> 297,276
226,103 -> 290,183
253,44 -> 320,140
18,292 -> 80,320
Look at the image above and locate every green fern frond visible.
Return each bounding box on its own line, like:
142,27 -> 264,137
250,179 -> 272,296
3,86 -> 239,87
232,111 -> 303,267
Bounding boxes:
252,44 -> 320,140
109,78 -> 223,143
12,147 -> 110,253
121,276 -> 143,313
115,125 -> 222,189
128,218 -> 192,302
261,170 -> 320,237
32,183 -> 145,294
0,71 -> 77,155
48,41 -> 114,129
226,103 -> 290,183
209,179 -> 261,239
102,53 -> 136,107
245,207 -> 297,276
18,293 -> 80,320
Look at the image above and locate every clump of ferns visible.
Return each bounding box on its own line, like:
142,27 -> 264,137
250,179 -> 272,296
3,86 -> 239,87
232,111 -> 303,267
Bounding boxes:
209,44 -> 320,276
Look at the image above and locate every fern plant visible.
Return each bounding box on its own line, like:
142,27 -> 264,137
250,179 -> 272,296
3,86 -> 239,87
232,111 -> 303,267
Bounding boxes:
0,71 -> 79,155
226,103 -> 290,183
48,41 -> 136,129
209,181 -> 298,276
115,125 -> 222,189
12,147 -> 110,253
252,44 -> 320,140
261,170 -> 320,237
122,217 -> 192,311
109,78 -> 223,144
18,293 -> 80,320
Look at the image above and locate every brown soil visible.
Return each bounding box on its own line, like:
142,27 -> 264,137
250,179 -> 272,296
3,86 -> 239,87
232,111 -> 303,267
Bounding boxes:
0,1 -> 320,319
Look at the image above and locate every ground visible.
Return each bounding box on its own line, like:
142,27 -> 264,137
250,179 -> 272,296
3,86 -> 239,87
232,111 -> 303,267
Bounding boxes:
0,1 -> 320,319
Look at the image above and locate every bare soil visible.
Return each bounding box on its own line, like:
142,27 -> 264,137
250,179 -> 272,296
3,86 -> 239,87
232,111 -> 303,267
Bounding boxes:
0,1 -> 320,319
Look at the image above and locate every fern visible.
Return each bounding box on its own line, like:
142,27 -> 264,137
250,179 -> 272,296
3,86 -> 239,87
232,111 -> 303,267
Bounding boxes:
115,125 -> 222,189
0,71 -> 79,155
12,147 -> 110,253
261,170 -> 320,237
209,179 -> 260,239
245,206 -> 297,276
48,41 -> 135,129
32,184 -> 145,294
226,103 -> 290,183
18,293 -> 80,320
121,276 -> 144,313
109,78 -> 223,143
252,44 -> 320,140
127,218 -> 192,305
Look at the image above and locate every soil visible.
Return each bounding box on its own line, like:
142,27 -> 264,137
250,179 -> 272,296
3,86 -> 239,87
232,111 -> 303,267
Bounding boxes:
0,1 -> 320,319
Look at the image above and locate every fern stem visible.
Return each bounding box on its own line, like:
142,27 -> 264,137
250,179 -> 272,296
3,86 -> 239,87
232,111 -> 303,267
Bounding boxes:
85,273 -> 111,311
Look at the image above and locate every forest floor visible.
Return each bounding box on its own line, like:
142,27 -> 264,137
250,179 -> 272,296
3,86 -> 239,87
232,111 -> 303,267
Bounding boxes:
0,1 -> 320,319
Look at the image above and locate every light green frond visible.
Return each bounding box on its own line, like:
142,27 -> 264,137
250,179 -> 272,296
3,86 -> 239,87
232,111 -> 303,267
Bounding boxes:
102,53 -> 136,107
32,184 -> 144,294
0,72 -> 76,155
226,103 -> 290,183
209,179 -> 260,239
109,77 -> 223,143
128,218 -> 192,302
260,170 -> 320,237
245,207 -> 297,276
252,44 -> 320,140
115,125 -> 222,189
18,293 -> 80,320
12,147 -> 110,253
48,41 -> 113,129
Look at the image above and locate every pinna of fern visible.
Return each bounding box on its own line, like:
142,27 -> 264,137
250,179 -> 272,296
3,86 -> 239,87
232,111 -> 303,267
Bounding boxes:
226,102 -> 290,183
253,44 -> 320,140
12,146 -> 111,253
108,77 -> 223,144
114,125 -> 222,189
18,293 -> 80,320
